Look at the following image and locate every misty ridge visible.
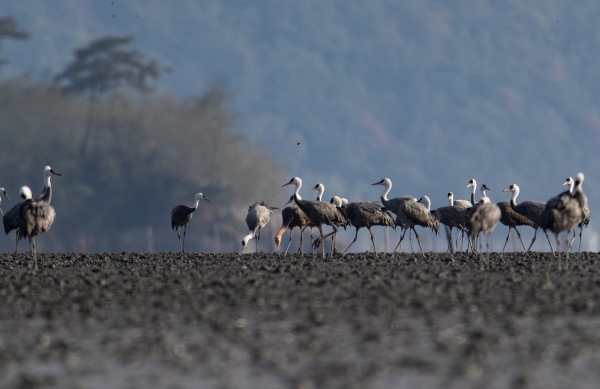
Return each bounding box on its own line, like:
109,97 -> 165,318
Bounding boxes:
0,1 -> 599,253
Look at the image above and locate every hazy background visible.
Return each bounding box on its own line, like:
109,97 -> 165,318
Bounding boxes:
0,0 -> 597,253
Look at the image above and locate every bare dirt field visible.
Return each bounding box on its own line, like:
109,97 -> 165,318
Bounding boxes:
1,251 -> 600,388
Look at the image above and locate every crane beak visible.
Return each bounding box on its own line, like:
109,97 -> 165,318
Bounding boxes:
2,190 -> 9,201
371,179 -> 383,186
282,178 -> 294,187
502,188 -> 510,192
203,196 -> 211,202
50,169 -> 62,176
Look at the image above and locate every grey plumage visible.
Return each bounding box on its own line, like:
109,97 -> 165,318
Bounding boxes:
274,200 -> 312,256
282,177 -> 346,258
496,201 -> 533,253
391,194 -> 440,256
434,194 -> 471,252
3,166 -> 59,253
541,173 -> 587,256
466,201 -> 501,253
564,176 -> 591,252
171,192 -> 211,253
371,178 -> 420,255
338,198 -> 394,257
18,186 -> 55,270
502,184 -> 555,254
242,201 -> 278,254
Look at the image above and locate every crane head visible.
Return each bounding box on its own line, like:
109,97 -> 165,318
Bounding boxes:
283,177 -> 301,188
563,177 -> 574,186
20,186 -> 32,200
195,193 -> 211,203
0,187 -> 9,202
502,184 -> 519,193
467,179 -> 476,188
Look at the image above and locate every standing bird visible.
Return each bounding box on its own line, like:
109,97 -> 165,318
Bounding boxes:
495,200 -> 533,253
4,166 -> 60,252
242,201 -> 278,254
434,193 -> 471,252
171,192 -> 211,253
283,177 -> 345,258
371,178 -> 417,254
310,183 -> 325,201
563,176 -> 591,252
466,199 -> 501,254
18,186 -> 55,270
274,195 -> 312,256
390,194 -> 440,256
502,184 -> 555,254
541,173 -> 587,256
333,196 -> 394,257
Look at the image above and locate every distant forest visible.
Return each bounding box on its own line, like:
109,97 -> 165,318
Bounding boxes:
0,24 -> 287,253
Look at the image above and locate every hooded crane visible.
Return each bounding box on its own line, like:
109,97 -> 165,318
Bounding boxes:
274,194 -> 313,256
434,193 -> 470,252
242,201 -> 278,254
564,176 -> 591,252
390,194 -> 440,256
371,178 -> 418,254
18,186 -> 55,270
308,182 -> 348,253
449,191 -> 472,208
502,184 -> 555,254
4,166 -> 59,253
495,199 -> 534,253
466,182 -> 491,251
330,196 -> 394,258
171,192 -> 211,253
541,173 -> 587,257
466,198 -> 501,254
283,177 -> 346,258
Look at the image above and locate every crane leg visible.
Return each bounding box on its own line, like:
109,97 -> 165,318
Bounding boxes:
515,227 -> 527,252
342,228 -> 360,257
310,227 -> 315,254
543,229 -> 555,256
408,230 -> 415,253
14,230 -> 20,254
501,227 -> 512,254
284,228 -> 293,256
391,228 -> 408,256
446,226 -> 453,253
413,228 -> 425,257
368,227 -> 378,258
256,228 -> 261,253
579,226 -> 584,253
182,225 -> 187,253
526,228 -> 539,253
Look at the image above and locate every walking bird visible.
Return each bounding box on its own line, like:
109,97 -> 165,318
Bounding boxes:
541,173 -> 587,257
466,198 -> 501,254
171,192 -> 210,253
242,201 -> 278,253
502,184 -> 555,254
563,176 -> 591,252
283,177 -> 346,258
391,193 -> 439,256
332,196 -> 394,257
274,195 -> 312,256
18,186 -> 55,270
434,193 -> 470,252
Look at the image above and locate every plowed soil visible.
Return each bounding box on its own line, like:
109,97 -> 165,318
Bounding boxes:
1,251 -> 600,388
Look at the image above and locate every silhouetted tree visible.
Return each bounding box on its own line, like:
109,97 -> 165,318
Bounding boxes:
0,16 -> 30,68
55,35 -> 170,157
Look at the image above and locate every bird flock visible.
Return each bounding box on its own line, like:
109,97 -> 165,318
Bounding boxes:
221,174 -> 589,259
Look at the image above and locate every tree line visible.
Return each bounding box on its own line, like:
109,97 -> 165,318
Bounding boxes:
0,16 -> 286,253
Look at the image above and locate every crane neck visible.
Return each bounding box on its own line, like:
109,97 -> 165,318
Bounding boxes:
292,181 -> 302,203
316,186 -> 324,201
380,182 -> 392,202
470,185 -> 476,205
509,188 -> 520,209
192,198 -> 200,210
567,181 -> 575,194
421,197 -> 431,211
448,196 -> 453,206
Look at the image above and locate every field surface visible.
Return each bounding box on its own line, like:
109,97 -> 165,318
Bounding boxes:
1,252 -> 600,388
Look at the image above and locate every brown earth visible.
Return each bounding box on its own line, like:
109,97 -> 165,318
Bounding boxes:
1,251 -> 600,388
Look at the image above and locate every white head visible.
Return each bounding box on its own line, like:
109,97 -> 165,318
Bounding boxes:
563,177 -> 574,192
310,183 -> 325,200
417,195 -> 431,210
282,177 -> 302,188
20,186 -> 33,200
195,192 -> 211,203
480,184 -> 490,196
447,192 -> 454,205
575,172 -> 585,187
341,198 -> 348,206
372,178 -> 392,188
44,166 -> 62,178
329,196 -> 343,207
467,178 -> 476,189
